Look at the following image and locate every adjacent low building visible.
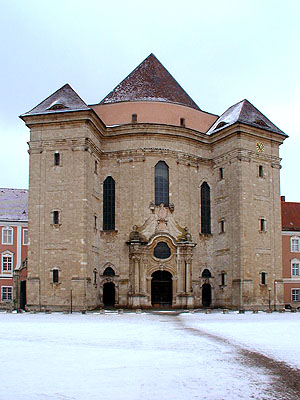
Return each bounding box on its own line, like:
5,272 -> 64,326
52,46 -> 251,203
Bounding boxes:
0,188 -> 28,309
281,196 -> 300,308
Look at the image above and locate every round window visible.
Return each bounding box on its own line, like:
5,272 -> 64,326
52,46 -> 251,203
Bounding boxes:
154,242 -> 171,259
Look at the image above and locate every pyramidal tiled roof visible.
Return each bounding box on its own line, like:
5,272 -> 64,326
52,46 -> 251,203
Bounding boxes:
100,53 -> 200,110
207,99 -> 286,136
0,189 -> 28,221
21,84 -> 90,116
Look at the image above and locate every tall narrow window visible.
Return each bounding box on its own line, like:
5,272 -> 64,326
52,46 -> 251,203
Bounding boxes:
219,168 -> 224,180
103,176 -> 115,230
53,269 -> 59,283
180,118 -> 185,127
53,211 -> 59,225
155,161 -> 169,206
132,113 -> 137,123
258,165 -> 264,178
201,182 -> 211,234
260,218 -> 266,232
221,272 -> 226,286
261,272 -> 267,285
54,152 -> 60,166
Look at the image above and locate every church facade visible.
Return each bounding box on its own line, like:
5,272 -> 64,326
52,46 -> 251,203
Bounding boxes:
20,54 -> 286,311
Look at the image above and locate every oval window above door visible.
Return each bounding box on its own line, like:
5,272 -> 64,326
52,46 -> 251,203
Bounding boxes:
153,242 -> 171,259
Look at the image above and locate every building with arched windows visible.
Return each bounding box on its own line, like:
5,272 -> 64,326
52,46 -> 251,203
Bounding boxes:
20,54 -> 287,311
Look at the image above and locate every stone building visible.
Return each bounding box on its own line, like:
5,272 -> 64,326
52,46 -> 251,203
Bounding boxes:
20,54 -> 287,311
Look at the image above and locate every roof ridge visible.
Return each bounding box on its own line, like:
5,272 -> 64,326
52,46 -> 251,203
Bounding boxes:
99,54 -> 200,110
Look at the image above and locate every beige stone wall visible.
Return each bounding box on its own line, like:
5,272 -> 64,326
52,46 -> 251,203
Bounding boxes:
23,108 -> 285,311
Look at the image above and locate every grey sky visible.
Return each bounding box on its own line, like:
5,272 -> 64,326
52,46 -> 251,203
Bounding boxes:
1,0 -> 299,200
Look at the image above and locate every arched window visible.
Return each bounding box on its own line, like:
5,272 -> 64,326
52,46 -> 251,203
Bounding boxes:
103,177 -> 115,230
103,266 -> 115,276
202,269 -> 211,278
201,182 -> 211,234
153,242 -> 171,259
155,161 -> 169,206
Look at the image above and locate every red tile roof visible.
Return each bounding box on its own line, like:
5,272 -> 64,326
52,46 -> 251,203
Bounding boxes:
100,54 -> 200,110
281,200 -> 300,231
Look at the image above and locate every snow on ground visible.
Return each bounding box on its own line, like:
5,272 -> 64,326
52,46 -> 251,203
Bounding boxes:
0,311 -> 299,400
180,311 -> 300,370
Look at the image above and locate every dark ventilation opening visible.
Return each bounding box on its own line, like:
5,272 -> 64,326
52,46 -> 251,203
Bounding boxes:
202,269 -> 211,278
153,242 -> 171,259
20,281 -> 26,310
151,270 -> 172,308
103,282 -> 115,307
202,283 -> 212,307
103,267 -> 115,276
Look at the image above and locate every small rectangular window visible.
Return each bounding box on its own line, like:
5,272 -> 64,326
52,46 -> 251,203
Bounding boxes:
219,220 -> 225,233
180,118 -> 185,127
258,165 -> 264,178
219,168 -> 224,180
2,256 -> 12,272
1,287 -> 12,301
221,272 -> 226,286
23,229 -> 28,245
54,152 -> 60,166
2,228 -> 13,245
291,238 -> 300,252
94,160 -> 98,174
260,218 -> 266,232
94,215 -> 98,230
132,114 -> 137,123
53,211 -> 59,225
261,272 -> 267,285
53,269 -> 59,283
292,262 -> 300,276
292,289 -> 300,302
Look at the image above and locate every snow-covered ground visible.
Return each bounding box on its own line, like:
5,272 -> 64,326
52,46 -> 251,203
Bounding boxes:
0,311 -> 299,400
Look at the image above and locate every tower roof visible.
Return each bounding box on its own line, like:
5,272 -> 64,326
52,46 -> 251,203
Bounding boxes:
207,99 -> 286,136
21,84 -> 90,116
100,53 -> 200,110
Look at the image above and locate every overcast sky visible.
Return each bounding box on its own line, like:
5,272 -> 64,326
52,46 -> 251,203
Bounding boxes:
1,0 -> 299,200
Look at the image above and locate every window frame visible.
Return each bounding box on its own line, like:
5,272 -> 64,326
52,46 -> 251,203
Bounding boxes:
2,227 -> 13,245
1,252 -> 13,275
292,288 -> 300,302
1,286 -> 12,301
52,268 -> 59,284
23,229 -> 28,245
103,176 -> 115,231
260,271 -> 267,285
54,152 -> 60,166
258,165 -> 264,178
259,218 -> 266,232
201,182 -> 211,234
291,258 -> 300,277
291,236 -> 300,252
155,161 -> 169,207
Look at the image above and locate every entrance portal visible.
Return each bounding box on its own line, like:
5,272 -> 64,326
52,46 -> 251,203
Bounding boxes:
103,282 -> 115,307
151,270 -> 172,308
20,281 -> 26,310
202,283 -> 212,307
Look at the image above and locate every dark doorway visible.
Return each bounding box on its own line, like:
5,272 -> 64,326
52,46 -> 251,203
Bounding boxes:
20,280 -> 26,310
151,270 -> 172,308
103,282 -> 115,307
202,283 -> 212,307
